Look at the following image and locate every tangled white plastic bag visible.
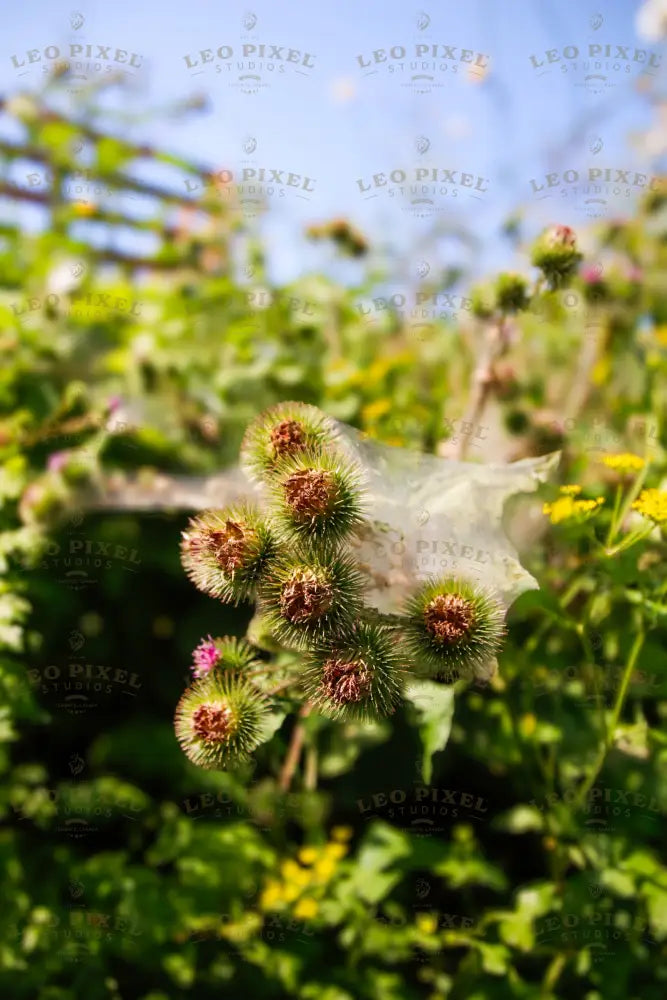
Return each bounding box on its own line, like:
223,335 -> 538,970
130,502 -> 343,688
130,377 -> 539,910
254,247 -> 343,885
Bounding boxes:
336,421 -> 559,615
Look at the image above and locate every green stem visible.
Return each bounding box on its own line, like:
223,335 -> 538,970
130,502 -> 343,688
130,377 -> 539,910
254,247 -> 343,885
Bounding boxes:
604,524 -> 654,557
541,952 -> 567,996
605,484 -> 623,547
575,626 -> 645,809
524,576 -> 591,656
606,465 -> 649,547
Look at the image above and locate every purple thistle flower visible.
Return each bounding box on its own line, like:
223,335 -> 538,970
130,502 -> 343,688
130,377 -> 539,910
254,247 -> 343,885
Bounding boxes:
192,635 -> 222,679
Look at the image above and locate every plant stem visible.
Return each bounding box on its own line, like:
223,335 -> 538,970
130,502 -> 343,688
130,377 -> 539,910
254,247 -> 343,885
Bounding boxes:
605,484 -> 623,547
541,952 -> 567,996
575,626 -> 645,809
304,746 -> 318,791
457,314 -> 507,461
606,465 -> 649,547
604,524 -> 654,557
278,701 -> 312,793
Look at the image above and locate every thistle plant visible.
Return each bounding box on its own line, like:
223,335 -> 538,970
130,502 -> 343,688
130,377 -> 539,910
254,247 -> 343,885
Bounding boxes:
176,401 -> 509,773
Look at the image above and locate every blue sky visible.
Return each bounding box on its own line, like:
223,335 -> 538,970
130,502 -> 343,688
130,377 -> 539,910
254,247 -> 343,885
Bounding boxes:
1,1 -> 664,283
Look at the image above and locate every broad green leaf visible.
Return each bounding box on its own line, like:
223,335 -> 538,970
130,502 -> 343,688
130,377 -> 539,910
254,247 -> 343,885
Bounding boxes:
405,680 -> 456,783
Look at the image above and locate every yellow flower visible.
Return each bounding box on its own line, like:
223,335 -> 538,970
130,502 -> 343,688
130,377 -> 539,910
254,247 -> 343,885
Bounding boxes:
281,882 -> 301,903
280,859 -> 301,882
559,485 -> 582,496
259,881 -> 284,910
323,842 -> 347,860
601,453 -> 645,475
519,713 -> 537,737
313,858 -> 336,880
293,897 -> 319,920
298,846 -> 319,866
542,494 -> 605,525
632,489 -> 667,525
416,913 -> 438,935
361,398 -> 392,423
653,324 -> 667,347
331,826 -> 353,842
591,356 -> 611,386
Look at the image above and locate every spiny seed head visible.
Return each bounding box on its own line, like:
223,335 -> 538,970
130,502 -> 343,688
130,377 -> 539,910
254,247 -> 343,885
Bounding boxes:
402,576 -> 506,682
180,504 -> 275,604
424,594 -> 475,645
241,401 -> 340,484
321,657 -> 372,704
214,519 -> 256,572
268,448 -> 366,549
279,568 -> 334,623
284,468 -> 336,516
192,702 -> 236,740
270,419 -> 306,456
303,622 -> 405,721
175,671 -> 270,769
260,552 -> 364,649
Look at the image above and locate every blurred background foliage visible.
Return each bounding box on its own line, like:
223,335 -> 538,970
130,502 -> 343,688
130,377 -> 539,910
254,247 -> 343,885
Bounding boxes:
1,84 -> 667,1000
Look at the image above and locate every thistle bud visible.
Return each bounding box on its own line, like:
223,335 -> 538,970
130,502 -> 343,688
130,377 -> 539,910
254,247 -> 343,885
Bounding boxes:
401,576 -> 506,681
191,635 -> 261,679
240,401 -> 340,484
470,281 -> 497,319
494,273 -> 529,313
259,551 -> 364,649
175,672 -> 270,769
531,225 -> 583,288
268,448 -> 365,549
302,622 -> 405,721
180,504 -> 275,604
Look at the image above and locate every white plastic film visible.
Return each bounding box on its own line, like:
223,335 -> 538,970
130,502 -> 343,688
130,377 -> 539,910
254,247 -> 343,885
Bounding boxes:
335,421 -> 560,615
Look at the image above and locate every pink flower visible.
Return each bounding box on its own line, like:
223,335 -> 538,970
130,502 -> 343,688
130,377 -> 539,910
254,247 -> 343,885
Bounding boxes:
581,264 -> 603,284
47,450 -> 71,473
192,635 -> 221,679
548,224 -> 577,248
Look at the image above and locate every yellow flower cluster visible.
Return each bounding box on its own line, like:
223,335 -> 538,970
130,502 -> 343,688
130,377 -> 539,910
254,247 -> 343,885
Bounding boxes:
259,826 -> 353,920
543,486 -> 605,525
631,489 -> 667,525
415,913 -> 439,935
601,453 -> 645,475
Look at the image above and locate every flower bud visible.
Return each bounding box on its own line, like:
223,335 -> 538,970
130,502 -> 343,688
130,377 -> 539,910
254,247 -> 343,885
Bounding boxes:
259,551 -> 364,649
302,622 -> 405,721
401,576 -> 506,681
175,672 -> 270,769
470,282 -> 497,319
180,504 -> 275,604
494,273 -> 529,313
191,635 -> 261,679
241,402 -> 340,484
268,448 -> 366,549
531,225 -> 583,288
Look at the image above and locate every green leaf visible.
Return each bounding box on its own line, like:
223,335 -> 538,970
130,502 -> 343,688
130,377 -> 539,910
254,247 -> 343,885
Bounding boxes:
405,680 -> 456,783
